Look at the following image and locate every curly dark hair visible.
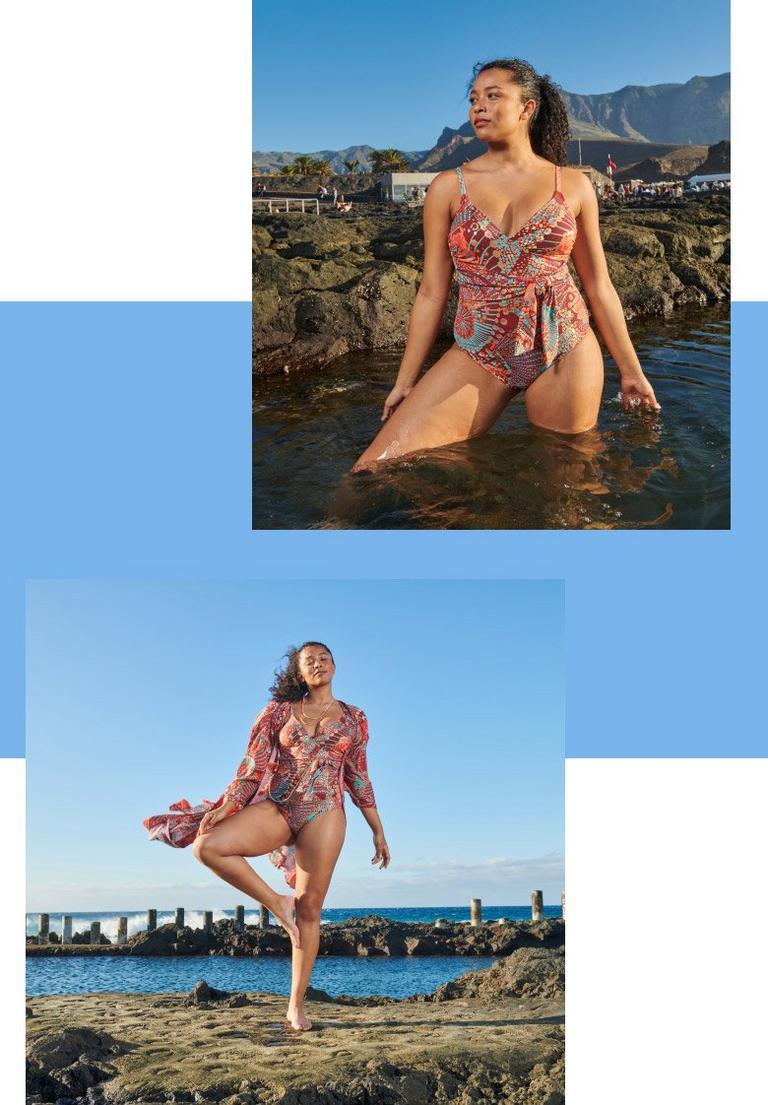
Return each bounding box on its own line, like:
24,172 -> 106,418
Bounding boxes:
269,641 -> 335,702
467,58 -> 570,166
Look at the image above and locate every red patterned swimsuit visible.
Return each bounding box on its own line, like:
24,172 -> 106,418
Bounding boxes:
449,162 -> 590,390
142,699 -> 376,888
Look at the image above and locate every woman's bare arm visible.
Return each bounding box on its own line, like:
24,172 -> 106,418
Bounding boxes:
382,172 -> 456,420
569,172 -> 660,411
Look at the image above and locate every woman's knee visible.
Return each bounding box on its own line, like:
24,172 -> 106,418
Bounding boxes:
295,889 -> 324,925
191,833 -> 218,865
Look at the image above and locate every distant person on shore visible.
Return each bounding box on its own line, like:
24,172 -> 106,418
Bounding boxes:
143,642 -> 390,1033
352,56 -> 659,469
335,193 -> 352,212
332,185 -> 338,203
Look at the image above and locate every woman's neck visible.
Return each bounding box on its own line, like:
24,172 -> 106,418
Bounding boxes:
304,686 -> 334,704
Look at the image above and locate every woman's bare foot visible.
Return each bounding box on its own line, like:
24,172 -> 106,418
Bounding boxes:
272,894 -> 300,948
285,1001 -> 312,1031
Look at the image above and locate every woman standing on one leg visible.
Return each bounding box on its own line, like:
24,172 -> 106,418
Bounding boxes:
352,56 -> 659,471
143,641 -> 390,1032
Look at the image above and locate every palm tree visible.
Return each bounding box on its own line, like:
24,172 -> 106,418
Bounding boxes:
343,159 -> 360,173
310,158 -> 332,176
282,162 -> 303,178
370,149 -> 410,173
294,154 -> 315,174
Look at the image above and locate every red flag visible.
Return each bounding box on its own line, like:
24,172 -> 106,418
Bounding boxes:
607,155 -> 617,171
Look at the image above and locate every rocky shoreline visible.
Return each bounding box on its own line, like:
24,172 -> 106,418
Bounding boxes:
253,194 -> 729,378
27,916 -> 564,959
26,945 -> 564,1104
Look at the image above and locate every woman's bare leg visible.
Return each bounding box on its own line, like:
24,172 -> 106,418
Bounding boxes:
524,328 -> 605,433
286,808 -> 347,1030
190,800 -> 300,947
352,344 -> 516,470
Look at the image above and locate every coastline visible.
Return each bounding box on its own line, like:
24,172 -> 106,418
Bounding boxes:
27,916 -> 564,958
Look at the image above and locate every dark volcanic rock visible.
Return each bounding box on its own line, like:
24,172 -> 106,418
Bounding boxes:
29,914 -> 564,959
253,194 -> 729,378
26,1026 -> 125,1100
185,980 -> 252,1008
419,946 -> 565,1003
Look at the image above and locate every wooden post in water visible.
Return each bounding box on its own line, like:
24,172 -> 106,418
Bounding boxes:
175,907 -> 184,929
117,917 -> 128,946
204,911 -> 213,933
62,916 -> 72,944
531,890 -> 544,922
561,892 -> 565,920
90,921 -> 101,945
38,914 -> 50,944
147,909 -> 157,932
235,905 -> 245,932
259,905 -> 269,928
470,898 -> 482,927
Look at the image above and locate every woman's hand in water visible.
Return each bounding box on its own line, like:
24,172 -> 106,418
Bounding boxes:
620,369 -> 661,413
372,832 -> 391,869
198,800 -> 236,835
382,385 -> 412,422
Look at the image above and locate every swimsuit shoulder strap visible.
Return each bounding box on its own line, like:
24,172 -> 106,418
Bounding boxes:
454,164 -> 466,195
555,163 -> 561,197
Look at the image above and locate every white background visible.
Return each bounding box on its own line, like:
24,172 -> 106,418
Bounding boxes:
0,2 -> 251,300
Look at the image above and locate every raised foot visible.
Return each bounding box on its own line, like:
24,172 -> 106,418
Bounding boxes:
272,893 -> 301,949
285,1002 -> 312,1031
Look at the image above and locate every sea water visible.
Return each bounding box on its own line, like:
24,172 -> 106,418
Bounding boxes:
253,304 -> 729,530
27,953 -> 499,998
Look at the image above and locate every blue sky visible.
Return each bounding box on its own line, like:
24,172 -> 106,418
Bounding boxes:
253,0 -> 729,151
26,580 -> 563,910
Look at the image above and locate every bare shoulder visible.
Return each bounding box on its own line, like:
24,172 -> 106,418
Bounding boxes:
562,166 -> 597,215
425,168 -> 461,202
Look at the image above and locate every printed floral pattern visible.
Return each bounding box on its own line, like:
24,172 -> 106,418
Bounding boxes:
448,163 -> 591,389
142,700 -> 376,888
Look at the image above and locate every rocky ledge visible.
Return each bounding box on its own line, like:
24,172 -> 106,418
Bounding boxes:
27,916 -> 564,959
26,946 -> 564,1104
253,194 -> 729,378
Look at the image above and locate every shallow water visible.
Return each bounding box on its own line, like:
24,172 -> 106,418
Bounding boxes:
253,304 -> 729,529
26,954 -> 497,998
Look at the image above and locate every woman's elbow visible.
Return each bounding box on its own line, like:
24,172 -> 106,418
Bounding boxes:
580,274 -> 618,306
416,276 -> 451,307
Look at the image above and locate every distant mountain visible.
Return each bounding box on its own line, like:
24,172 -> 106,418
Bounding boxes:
252,145 -> 429,175
254,73 -> 729,175
560,73 -> 730,144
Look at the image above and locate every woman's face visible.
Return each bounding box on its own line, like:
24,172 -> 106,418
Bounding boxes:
298,645 -> 336,689
468,70 -> 534,139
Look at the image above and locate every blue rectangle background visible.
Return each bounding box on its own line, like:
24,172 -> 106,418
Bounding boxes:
1,301 -> 762,758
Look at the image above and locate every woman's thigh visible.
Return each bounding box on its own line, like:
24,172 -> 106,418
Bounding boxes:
293,809 -> 347,897
195,799 -> 294,858
352,344 -> 516,469
524,328 -> 605,434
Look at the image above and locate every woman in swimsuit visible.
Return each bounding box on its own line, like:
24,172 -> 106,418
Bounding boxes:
142,641 -> 390,1032
352,57 -> 660,470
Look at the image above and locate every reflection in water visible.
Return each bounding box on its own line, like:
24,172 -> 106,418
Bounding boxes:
252,305 -> 729,530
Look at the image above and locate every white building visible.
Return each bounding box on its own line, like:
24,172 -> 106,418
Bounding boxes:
380,172 -> 439,203
687,172 -> 731,185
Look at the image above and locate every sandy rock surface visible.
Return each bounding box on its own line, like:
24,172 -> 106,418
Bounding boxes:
26,949 -> 565,1104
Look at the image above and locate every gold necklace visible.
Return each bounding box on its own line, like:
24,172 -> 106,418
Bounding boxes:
300,694 -> 336,726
